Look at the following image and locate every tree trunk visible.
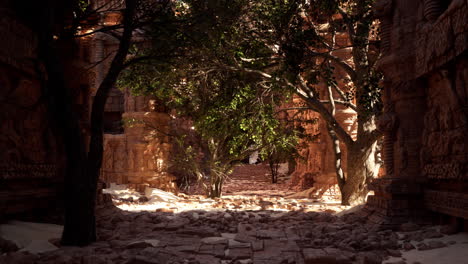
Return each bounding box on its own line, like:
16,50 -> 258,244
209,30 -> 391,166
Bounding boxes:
340,141 -> 379,205
269,159 -> 278,184
66,0 -> 136,246
35,2 -> 95,246
208,173 -> 223,198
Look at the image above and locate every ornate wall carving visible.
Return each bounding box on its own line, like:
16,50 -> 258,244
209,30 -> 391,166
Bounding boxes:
101,100 -> 177,193
0,6 -> 68,217
368,0 -> 468,225
425,190 -> 468,219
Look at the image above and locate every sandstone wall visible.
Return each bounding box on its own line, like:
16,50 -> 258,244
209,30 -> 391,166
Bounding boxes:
101,97 -> 176,193
368,0 -> 468,227
0,6 -> 77,218
87,0 -> 176,193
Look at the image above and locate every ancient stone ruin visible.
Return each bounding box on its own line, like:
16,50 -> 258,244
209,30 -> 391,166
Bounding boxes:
0,0 -> 468,263
367,0 -> 468,230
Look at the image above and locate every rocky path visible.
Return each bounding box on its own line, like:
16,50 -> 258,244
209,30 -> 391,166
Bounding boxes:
2,205 -> 466,264
1,165 -> 467,263
224,163 -> 293,197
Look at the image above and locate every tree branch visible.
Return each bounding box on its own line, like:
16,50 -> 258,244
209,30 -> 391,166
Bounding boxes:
320,100 -> 357,111
308,51 -> 357,82
295,75 -> 354,147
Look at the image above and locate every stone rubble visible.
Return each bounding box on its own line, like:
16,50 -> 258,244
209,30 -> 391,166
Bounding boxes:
1,197 -> 464,264
1,169 -> 465,264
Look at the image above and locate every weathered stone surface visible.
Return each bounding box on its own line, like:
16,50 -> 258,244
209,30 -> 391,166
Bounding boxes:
251,240 -> 264,252
225,248 -> 252,260
126,240 -> 160,249
237,223 -> 256,236
355,251 -> 383,264
201,237 -> 228,245
228,239 -> 251,249
399,223 -> 420,232
368,0 -> 468,227
0,237 -> 19,253
302,248 -> 336,264
126,255 -> 161,264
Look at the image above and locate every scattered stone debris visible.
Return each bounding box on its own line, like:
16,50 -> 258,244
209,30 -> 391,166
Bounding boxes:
1,170 -> 467,263
2,202 -> 466,264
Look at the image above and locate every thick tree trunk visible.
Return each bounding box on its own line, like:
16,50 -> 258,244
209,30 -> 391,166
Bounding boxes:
66,0 -> 137,246
35,2 -> 94,246
208,174 -> 223,198
340,141 -> 379,206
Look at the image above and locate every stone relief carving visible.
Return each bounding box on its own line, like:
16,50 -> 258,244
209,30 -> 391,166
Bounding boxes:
0,164 -> 58,179
423,162 -> 464,180
374,0 -> 394,54
396,128 -> 408,176
425,190 -> 468,219
423,0 -> 444,22
114,144 -> 126,171
103,143 -> 113,170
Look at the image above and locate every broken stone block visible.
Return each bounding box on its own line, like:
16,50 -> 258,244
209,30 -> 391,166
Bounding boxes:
171,245 -> 198,253
257,229 -> 285,239
198,244 -> 214,255
125,255 -> 161,264
81,255 -> 109,264
126,240 -> 160,249
141,247 -> 161,258
355,251 -> 383,264
302,248 -> 336,264
421,229 -> 443,239
177,227 -> 218,237
426,240 -> 447,250
252,240 -> 264,251
386,249 -> 402,257
165,219 -> 189,230
152,222 -> 167,230
213,244 -> 226,257
225,248 -> 252,259
237,223 -> 256,236
228,239 -> 251,249
283,240 -> 300,252
399,223 -> 420,232
192,254 -> 221,264
402,242 -> 415,250
440,225 -> 458,235
0,252 -> 38,264
201,237 -> 228,245
234,233 -> 255,243
416,242 -> 429,251
0,237 -> 19,253
221,233 -> 237,239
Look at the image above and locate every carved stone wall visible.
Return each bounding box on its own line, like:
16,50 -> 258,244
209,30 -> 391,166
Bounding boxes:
368,0 -> 468,228
84,1 -> 176,193
0,7 -> 66,217
101,107 -> 176,193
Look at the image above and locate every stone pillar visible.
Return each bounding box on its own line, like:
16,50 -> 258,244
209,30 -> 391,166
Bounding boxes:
122,110 -> 176,192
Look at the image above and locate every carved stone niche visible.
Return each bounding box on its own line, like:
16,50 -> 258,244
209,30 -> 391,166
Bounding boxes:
374,0 -> 393,54
423,0 -> 445,22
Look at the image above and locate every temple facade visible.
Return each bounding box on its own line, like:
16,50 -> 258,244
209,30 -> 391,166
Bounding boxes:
367,0 -> 468,229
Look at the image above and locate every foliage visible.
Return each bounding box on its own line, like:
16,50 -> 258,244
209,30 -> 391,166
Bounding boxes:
120,64 -> 302,198
120,0 -> 383,204
227,0 -> 384,205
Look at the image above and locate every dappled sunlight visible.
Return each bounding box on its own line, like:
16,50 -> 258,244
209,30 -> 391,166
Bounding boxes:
104,183 -> 353,214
